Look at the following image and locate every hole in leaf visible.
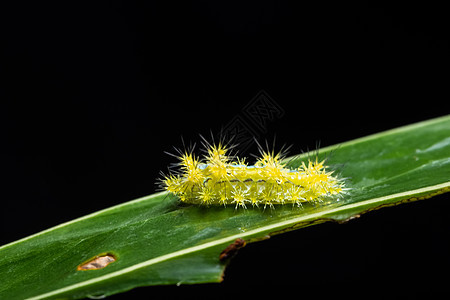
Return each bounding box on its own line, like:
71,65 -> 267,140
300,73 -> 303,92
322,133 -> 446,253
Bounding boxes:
77,253 -> 116,271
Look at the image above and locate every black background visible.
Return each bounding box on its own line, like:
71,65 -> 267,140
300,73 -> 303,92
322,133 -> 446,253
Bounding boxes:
1,1 -> 449,299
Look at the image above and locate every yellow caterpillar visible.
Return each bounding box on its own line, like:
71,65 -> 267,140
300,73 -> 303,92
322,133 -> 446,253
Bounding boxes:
161,143 -> 346,209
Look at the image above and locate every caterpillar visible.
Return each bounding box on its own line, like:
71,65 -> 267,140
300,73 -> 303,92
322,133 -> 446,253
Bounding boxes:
161,141 -> 346,209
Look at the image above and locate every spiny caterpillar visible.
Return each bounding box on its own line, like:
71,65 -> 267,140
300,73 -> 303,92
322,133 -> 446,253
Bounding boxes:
161,142 -> 346,209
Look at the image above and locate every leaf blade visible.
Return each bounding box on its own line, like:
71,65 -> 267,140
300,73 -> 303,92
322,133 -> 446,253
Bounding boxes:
1,115 -> 449,300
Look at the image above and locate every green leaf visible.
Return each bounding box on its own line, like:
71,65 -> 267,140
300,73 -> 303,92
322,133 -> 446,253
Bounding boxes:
1,115 -> 449,300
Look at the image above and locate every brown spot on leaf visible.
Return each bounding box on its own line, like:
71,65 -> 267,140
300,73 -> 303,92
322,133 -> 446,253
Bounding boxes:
219,238 -> 246,261
77,254 -> 116,271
